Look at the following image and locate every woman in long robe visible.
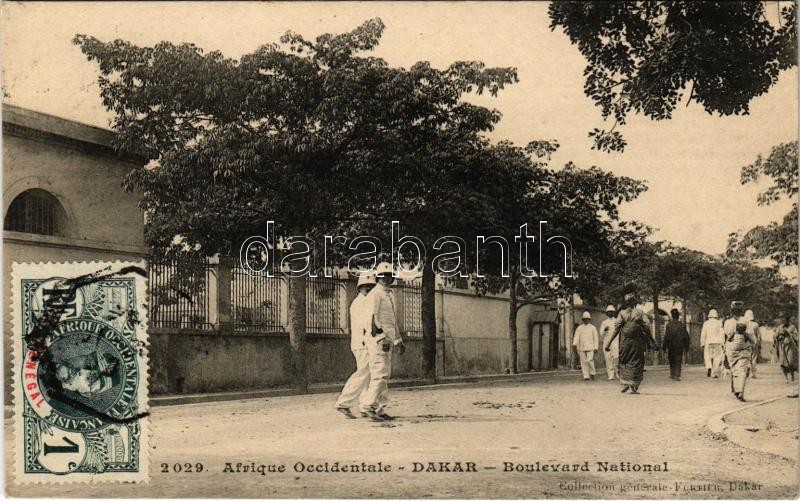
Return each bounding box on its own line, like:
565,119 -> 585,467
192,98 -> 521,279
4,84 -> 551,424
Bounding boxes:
774,318 -> 798,383
606,305 -> 654,394
723,303 -> 758,402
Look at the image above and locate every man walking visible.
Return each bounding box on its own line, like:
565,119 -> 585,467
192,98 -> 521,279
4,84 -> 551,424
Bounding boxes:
744,309 -> 760,378
774,315 -> 798,384
334,273 -> 376,419
600,305 -> 619,380
362,262 -> 405,421
573,311 -> 599,381
700,309 -> 725,378
663,308 -> 690,381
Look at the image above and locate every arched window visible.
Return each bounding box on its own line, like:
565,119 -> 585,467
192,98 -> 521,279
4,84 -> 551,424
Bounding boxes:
4,189 -> 69,237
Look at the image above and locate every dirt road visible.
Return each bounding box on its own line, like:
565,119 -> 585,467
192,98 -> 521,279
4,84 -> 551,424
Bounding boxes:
6,365 -> 797,498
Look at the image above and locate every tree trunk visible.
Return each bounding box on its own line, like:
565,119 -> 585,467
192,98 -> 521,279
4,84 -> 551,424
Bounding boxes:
682,298 -> 688,328
652,289 -> 663,365
421,257 -> 437,381
565,294 -> 575,368
508,270 -> 519,374
287,275 -> 308,393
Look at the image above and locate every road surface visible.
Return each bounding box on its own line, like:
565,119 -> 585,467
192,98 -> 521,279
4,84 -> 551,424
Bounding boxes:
5,365 -> 798,498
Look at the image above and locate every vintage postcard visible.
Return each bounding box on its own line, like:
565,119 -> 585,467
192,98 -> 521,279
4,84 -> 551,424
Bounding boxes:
2,1 -> 798,498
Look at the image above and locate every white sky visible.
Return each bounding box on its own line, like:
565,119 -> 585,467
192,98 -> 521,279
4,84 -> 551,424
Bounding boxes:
2,1 -> 797,256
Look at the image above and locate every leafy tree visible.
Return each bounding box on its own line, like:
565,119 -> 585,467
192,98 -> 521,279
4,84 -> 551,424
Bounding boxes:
549,1 -> 797,152
703,255 -> 797,322
327,59 -> 519,381
598,242 -> 723,361
74,19 -> 419,392
603,239 -> 797,330
74,19 -> 519,385
468,145 -> 647,373
728,141 -> 798,265
347,130 -> 519,381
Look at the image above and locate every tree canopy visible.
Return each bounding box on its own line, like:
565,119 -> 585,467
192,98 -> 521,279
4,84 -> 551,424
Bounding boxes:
75,19 -> 527,382
74,19 -> 518,261
549,1 -> 797,152
728,141 -> 798,266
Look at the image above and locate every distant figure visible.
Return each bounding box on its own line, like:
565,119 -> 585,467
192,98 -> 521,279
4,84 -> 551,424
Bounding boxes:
573,311 -> 599,381
663,308 -> 690,381
723,301 -> 758,402
600,305 -> 619,380
744,309 -> 760,378
773,316 -> 798,384
700,309 -> 725,378
605,294 -> 655,394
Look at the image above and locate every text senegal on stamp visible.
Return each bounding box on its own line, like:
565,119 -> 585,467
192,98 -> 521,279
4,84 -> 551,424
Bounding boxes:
12,261 -> 149,483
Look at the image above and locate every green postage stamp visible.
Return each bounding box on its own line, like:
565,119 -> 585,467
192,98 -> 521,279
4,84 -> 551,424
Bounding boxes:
12,261 -> 149,483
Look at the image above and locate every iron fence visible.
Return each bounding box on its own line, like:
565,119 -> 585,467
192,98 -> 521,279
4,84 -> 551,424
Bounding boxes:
399,284 -> 423,338
231,266 -> 283,332
148,255 -> 214,330
307,276 -> 342,334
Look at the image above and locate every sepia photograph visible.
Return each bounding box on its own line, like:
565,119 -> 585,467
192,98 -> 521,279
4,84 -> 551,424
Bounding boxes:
1,1 -> 798,498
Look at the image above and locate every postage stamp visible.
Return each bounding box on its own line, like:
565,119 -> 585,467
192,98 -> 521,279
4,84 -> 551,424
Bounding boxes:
11,261 -> 149,483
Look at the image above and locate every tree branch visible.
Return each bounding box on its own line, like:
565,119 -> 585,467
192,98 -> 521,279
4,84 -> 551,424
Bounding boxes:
514,295 -> 556,312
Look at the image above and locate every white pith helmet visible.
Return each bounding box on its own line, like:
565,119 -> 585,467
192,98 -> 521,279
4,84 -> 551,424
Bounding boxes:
356,273 -> 376,291
375,262 -> 395,282
744,309 -> 755,321
582,311 -> 592,320
605,305 -> 616,313
708,309 -> 718,319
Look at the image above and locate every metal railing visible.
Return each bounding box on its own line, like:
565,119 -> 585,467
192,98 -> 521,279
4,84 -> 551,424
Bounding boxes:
306,276 -> 342,334
231,265 -> 283,332
398,284 -> 423,338
148,255 -> 214,330
147,258 -> 355,335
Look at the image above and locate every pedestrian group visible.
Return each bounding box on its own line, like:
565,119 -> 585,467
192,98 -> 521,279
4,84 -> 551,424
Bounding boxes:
337,267 -> 797,419
335,262 -> 405,422
577,295 -> 795,402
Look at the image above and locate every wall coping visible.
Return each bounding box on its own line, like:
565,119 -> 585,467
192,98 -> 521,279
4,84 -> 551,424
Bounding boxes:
149,328 -> 286,338
148,328 -> 454,341
3,230 -> 149,257
2,103 -> 147,164
437,286 -> 558,308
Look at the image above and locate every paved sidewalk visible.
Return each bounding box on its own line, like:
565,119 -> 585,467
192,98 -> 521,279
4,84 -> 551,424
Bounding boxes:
717,387 -> 799,461
149,367 -> 585,406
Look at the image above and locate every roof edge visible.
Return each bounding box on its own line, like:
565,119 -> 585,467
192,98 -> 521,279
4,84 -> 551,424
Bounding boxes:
2,103 -> 147,164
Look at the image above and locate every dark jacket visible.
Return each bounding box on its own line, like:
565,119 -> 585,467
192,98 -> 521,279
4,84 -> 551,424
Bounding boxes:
663,319 -> 690,352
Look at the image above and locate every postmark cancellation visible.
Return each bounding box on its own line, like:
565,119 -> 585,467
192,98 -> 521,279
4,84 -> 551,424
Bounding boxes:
11,261 -> 149,483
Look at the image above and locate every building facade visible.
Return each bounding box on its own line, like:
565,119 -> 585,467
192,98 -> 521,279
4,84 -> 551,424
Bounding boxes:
2,104 -> 148,403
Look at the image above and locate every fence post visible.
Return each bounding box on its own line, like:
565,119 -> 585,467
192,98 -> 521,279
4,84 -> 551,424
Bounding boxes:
339,278 -> 350,334
216,257 -> 233,334
287,275 -> 308,393
279,277 -> 289,329
395,285 -> 406,335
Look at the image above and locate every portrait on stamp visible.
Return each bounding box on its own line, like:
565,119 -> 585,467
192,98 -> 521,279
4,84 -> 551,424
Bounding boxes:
11,262 -> 148,482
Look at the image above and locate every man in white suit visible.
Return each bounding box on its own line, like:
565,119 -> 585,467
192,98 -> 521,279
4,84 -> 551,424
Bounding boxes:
600,305 -> 619,380
700,309 -> 725,378
362,262 -> 405,421
334,273 -> 376,419
573,311 -> 599,381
